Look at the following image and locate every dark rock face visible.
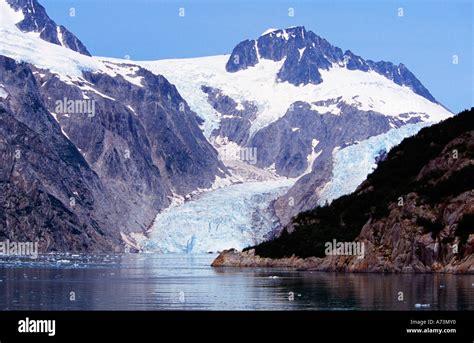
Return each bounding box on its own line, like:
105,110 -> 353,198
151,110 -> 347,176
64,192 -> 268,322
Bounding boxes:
273,151 -> 335,232
226,26 -> 436,102
6,0 -> 91,56
36,63 -> 226,233
258,27 -> 308,61
239,109 -> 474,273
0,56 -> 120,252
276,29 -> 342,85
225,39 -> 258,72
38,71 -> 169,235
78,66 -> 225,195
201,85 -> 258,145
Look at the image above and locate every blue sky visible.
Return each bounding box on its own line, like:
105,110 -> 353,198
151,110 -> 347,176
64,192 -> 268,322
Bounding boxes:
42,0 -> 472,112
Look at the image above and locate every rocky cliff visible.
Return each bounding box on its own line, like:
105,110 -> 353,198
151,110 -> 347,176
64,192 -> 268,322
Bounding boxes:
0,56 -> 120,252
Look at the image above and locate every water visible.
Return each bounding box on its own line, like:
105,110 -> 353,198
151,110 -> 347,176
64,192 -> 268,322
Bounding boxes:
0,254 -> 472,310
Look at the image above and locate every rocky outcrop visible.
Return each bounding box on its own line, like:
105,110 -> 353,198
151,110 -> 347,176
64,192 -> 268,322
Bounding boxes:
211,248 -> 322,268
225,39 -> 259,73
212,109 -> 474,273
201,85 -> 258,145
212,243 -> 473,273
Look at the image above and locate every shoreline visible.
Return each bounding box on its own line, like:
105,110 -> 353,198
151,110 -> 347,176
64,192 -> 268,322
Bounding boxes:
211,249 -> 474,274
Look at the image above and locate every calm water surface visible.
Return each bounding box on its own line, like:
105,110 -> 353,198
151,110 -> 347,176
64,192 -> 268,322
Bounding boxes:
0,254 -> 472,310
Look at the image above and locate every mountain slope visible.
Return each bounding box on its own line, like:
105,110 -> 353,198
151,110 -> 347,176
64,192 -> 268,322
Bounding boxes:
0,55 -> 120,251
0,0 -> 227,252
213,109 -> 473,273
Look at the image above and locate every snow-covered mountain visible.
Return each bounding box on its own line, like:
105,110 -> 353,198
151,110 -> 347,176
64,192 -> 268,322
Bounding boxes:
0,0 -> 453,253
131,26 -> 452,233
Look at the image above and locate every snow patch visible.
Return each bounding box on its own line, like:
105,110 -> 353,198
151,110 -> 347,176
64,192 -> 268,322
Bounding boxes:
261,28 -> 278,36
298,47 -> 306,60
49,111 -> 71,139
0,0 -> 24,26
235,100 -> 244,111
100,61 -> 144,87
56,26 -> 65,47
303,139 -> 321,175
76,83 -> 116,101
311,102 -> 341,115
127,105 -> 137,115
0,85 -> 8,99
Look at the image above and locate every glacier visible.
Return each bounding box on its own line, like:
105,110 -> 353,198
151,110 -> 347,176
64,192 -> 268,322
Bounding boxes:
317,121 -> 431,205
144,179 -> 294,253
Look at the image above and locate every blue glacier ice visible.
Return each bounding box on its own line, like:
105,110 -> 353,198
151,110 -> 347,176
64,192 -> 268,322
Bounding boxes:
144,179 -> 295,253
318,122 -> 431,205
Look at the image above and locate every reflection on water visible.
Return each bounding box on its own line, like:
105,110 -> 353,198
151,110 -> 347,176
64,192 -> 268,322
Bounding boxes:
0,254 -> 472,310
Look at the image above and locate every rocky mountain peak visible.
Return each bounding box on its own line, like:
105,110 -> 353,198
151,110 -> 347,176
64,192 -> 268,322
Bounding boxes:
226,26 -> 436,103
5,0 -> 91,56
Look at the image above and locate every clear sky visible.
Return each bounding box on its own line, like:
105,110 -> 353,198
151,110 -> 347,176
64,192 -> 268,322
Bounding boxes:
42,0 -> 472,113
